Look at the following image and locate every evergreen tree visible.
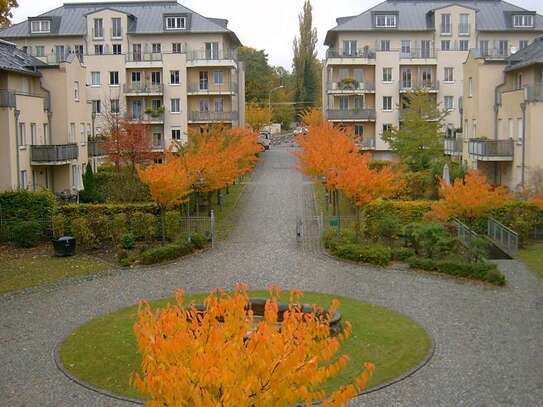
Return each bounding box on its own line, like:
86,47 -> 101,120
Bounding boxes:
80,164 -> 101,203
293,1 -> 321,113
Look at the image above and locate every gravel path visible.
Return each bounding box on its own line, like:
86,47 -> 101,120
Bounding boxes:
1,146 -> 542,406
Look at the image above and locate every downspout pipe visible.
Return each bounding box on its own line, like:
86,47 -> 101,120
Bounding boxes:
14,109 -> 21,189
521,102 -> 526,189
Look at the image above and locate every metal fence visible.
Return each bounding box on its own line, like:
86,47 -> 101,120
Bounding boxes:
487,217 -> 518,257
452,218 -> 479,247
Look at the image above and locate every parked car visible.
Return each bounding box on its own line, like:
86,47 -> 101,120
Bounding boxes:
258,131 -> 271,150
293,126 -> 308,136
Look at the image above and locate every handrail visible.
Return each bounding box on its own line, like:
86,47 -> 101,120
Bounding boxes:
487,217 -> 518,257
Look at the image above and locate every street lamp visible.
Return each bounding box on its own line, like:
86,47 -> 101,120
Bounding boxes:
268,85 -> 284,111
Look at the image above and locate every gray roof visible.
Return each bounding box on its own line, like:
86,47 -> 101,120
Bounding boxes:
0,39 -> 47,76
0,1 -> 241,45
325,0 -> 543,45
505,36 -> 543,71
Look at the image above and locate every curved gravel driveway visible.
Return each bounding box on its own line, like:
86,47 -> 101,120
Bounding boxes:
1,146 -> 542,406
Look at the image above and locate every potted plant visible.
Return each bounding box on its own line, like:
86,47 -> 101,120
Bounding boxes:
339,77 -> 358,90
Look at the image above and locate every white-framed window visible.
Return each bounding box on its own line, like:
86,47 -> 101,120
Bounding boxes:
379,40 -> 390,51
71,164 -> 80,188
513,15 -> 534,28
441,14 -> 451,34
199,98 -> 209,112
35,46 -> 45,57
151,99 -> 162,111
91,72 -> 100,86
468,77 -> 473,97
172,43 -> 182,53
383,96 -> 393,111
68,123 -> 75,143
171,128 -> 182,141
74,81 -> 80,101
375,15 -> 396,28
444,96 -> 454,111
519,40 -> 529,50
131,71 -> 141,84
517,118 -> 523,141
166,16 -> 186,30
498,40 -> 509,56
30,123 -> 37,145
170,98 -> 180,113
401,40 -> 411,55
479,40 -> 489,56
112,44 -> 122,55
382,123 -> 392,135
342,40 -> 357,56
444,67 -> 454,82
459,40 -> 469,51
459,14 -> 470,35
152,131 -> 163,147
80,122 -> 86,144
441,40 -> 451,51
354,124 -> 364,137
20,170 -> 28,190
93,18 -> 104,38
213,71 -> 224,85
94,44 -> 103,55
170,70 -> 180,84
112,17 -> 122,38
109,71 -> 119,86
151,71 -> 161,85
382,67 -> 392,82
111,99 -> 120,113
214,97 -> 223,112
18,122 -> 26,145
152,43 -> 161,54
92,100 -> 101,114
31,20 -> 50,33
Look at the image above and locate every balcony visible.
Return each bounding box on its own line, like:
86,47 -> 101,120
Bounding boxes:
188,111 -> 238,122
123,83 -> 164,96
186,49 -> 238,67
400,79 -> 439,92
31,144 -> 78,165
400,48 -> 437,60
327,80 -> 375,94
127,113 -> 164,124
444,137 -> 463,156
326,48 -> 376,59
125,52 -> 163,68
525,83 -> 543,102
356,137 -> 376,150
88,140 -> 106,157
0,90 -> 16,107
326,109 -> 376,122
468,139 -> 513,161
473,48 -> 511,59
187,82 -> 238,95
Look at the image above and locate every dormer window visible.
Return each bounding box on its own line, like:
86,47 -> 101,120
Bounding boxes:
375,15 -> 396,28
513,15 -> 534,28
166,16 -> 186,30
30,20 -> 50,33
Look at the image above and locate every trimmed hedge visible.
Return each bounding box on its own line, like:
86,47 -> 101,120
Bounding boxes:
140,239 -> 194,265
365,200 -> 433,227
331,243 -> 393,267
60,203 -> 159,218
0,190 -> 57,219
407,257 -> 505,286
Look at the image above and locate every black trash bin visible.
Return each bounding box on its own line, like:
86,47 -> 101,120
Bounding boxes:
53,236 -> 76,257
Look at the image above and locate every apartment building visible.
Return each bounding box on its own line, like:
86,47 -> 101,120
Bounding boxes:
323,0 -> 543,160
461,37 -> 543,190
0,39 -> 91,194
0,0 -> 245,151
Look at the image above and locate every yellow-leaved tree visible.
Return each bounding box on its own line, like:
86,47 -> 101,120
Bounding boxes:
132,285 -> 375,406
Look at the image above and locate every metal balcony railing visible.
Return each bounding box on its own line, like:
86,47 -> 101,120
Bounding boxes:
186,49 -> 238,62
525,83 -> 543,102
468,139 -> 513,160
357,137 -> 376,149
327,81 -> 375,92
188,111 -> 238,122
0,90 -> 16,107
326,109 -> 376,121
187,82 -> 238,93
326,48 -> 376,59
400,48 -> 437,59
444,137 -> 463,155
88,140 -> 105,157
125,52 -> 163,63
400,79 -> 439,91
123,83 -> 164,94
473,47 -> 511,59
31,144 -> 78,163
128,113 -> 164,122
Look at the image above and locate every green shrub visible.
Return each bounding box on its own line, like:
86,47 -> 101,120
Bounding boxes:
71,217 -> 95,249
490,201 -> 543,246
365,201 -> 432,234
94,168 -> 150,203
189,232 -> 208,250
332,243 -> 392,267
0,190 -> 57,220
366,212 -> 401,243
121,233 -> 136,250
392,247 -> 416,261
400,171 -> 437,200
52,214 -> 66,240
60,203 -> 159,218
407,257 -> 505,286
112,213 -> 129,243
165,211 -> 182,241
142,214 -> 158,242
91,215 -> 113,244
130,212 -> 147,240
322,228 -> 356,252
402,222 -> 456,259
79,165 -> 103,203
139,240 -> 194,265
10,221 -> 42,248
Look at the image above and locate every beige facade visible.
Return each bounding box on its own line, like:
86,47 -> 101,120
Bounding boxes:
0,51 -> 91,194
1,2 -> 245,150
462,46 -> 543,190
324,1 -> 543,160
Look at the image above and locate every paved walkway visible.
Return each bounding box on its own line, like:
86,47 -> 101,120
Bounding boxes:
1,147 -> 542,406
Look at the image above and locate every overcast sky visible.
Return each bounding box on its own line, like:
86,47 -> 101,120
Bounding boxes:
10,0 -> 543,69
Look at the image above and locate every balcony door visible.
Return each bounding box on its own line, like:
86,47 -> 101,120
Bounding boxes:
421,40 -> 431,58
132,44 -> 142,61
205,42 -> 219,59
342,40 -> 357,56
421,68 -> 433,87
338,96 -> 349,111
131,71 -> 141,89
199,71 -> 209,90
55,45 -> 65,63
132,100 -> 142,120
151,71 -> 161,85
199,98 -> 209,112
402,69 -> 412,89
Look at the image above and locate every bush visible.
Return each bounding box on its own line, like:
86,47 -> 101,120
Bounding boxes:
165,211 -> 182,242
402,222 -> 456,259
112,213 -> 129,243
71,217 -> 95,249
0,190 -> 57,220
140,240 -> 195,265
95,168 -> 150,203
10,221 -> 42,248
407,257 -> 505,286
365,201 -> 433,234
332,243 -> 392,267
141,214 -> 158,242
121,233 -> 136,250
91,215 -> 113,245
400,171 -> 437,200
366,212 -> 401,243
392,247 -> 416,262
60,203 -> 159,219
52,214 -> 66,240
322,229 -> 356,252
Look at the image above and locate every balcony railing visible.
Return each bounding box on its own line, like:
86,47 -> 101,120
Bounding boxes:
468,139 -> 513,160
188,111 -> 238,122
327,81 -> 375,92
357,137 -> 376,150
326,109 -> 376,121
458,23 -> 471,35
326,48 -> 376,59
444,137 -> 463,155
400,79 -> 439,92
128,113 -> 164,123
400,48 -> 437,59
473,48 -> 511,59
0,90 -> 16,107
186,49 -> 238,62
31,144 -> 78,163
187,83 -> 238,93
88,140 -> 105,157
123,83 -> 164,94
525,83 -> 543,102
125,52 -> 163,63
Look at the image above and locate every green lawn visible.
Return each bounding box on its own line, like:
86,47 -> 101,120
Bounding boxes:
0,250 -> 111,295
519,242 -> 543,282
211,178 -> 249,240
60,291 -> 431,400
313,183 -> 356,218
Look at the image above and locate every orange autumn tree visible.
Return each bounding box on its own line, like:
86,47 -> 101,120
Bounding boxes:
137,153 -> 193,243
531,193 -> 543,210
246,102 -> 273,132
300,108 -> 324,128
132,285 -> 375,406
429,170 -> 512,224
226,127 -> 263,178
337,154 -> 400,239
